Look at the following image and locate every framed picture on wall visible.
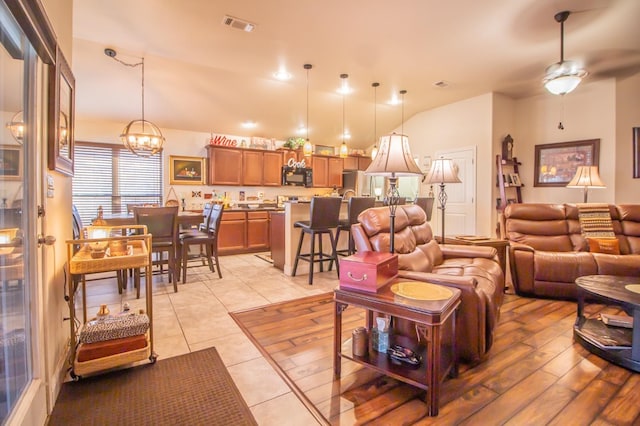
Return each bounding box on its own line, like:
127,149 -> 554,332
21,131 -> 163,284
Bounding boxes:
0,145 -> 22,180
533,139 -> 600,187
633,127 -> 639,179
48,46 -> 75,176
169,155 -> 206,185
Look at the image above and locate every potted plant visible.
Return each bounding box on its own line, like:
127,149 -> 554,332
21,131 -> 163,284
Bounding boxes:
282,137 -> 305,150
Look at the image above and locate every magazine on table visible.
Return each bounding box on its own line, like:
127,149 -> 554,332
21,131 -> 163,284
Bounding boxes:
576,319 -> 632,350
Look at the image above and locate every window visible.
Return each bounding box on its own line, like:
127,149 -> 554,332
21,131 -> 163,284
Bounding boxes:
72,142 -> 163,226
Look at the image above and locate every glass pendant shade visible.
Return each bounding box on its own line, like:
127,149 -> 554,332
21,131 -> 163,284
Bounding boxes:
544,60 -> 587,95
371,145 -> 378,160
303,139 -> 313,156
120,119 -> 165,157
339,141 -> 349,158
6,111 -> 24,144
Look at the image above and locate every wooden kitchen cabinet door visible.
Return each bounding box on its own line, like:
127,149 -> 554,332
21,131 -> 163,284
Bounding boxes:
247,211 -> 270,250
312,156 -> 329,187
343,156 -> 358,170
218,212 -> 246,254
207,146 -> 242,185
358,156 -> 372,171
328,157 -> 344,188
263,151 -> 283,186
242,150 -> 263,185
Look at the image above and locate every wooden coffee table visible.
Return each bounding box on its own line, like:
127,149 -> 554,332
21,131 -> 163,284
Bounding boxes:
333,280 -> 461,416
574,275 -> 640,372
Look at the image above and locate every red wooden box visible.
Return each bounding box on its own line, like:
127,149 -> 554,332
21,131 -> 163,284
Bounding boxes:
339,252 -> 398,293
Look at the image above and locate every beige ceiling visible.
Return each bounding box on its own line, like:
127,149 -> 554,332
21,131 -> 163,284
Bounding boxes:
71,0 -> 640,149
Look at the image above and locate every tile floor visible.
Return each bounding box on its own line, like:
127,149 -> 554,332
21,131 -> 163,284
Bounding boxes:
82,253 -> 340,425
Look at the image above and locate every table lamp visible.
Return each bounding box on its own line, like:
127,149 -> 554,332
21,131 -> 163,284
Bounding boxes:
425,157 -> 461,245
365,133 -> 422,253
566,166 -> 605,203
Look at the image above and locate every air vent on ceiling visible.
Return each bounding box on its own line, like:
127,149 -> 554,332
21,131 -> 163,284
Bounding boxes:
222,15 -> 256,32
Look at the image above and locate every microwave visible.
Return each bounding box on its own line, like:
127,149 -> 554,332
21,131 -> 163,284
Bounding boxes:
282,166 -> 313,187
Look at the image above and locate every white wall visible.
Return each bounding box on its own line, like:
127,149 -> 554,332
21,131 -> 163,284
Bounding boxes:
514,78 -> 620,205
401,93 -> 495,236
615,72 -> 640,203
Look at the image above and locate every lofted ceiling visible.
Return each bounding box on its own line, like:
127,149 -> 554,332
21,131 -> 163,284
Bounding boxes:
71,0 -> 640,149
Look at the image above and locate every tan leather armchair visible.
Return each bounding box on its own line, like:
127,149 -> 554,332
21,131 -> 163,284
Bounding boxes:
351,204 -> 505,363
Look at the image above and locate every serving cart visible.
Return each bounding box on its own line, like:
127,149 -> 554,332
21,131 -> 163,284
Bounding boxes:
65,225 -> 156,379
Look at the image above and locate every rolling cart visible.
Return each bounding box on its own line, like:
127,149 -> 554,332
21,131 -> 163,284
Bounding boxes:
65,225 -> 156,379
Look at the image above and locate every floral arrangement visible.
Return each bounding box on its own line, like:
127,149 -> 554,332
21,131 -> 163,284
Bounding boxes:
283,137 -> 305,149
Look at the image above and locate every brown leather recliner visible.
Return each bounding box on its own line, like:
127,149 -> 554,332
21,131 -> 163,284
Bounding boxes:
351,204 -> 505,363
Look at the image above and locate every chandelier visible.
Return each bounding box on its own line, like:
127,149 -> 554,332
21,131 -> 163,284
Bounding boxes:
105,48 -> 164,157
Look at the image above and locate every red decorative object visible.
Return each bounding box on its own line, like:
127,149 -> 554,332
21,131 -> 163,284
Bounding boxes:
339,252 -> 398,293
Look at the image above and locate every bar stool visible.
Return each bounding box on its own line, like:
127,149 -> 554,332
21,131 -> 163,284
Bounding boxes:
292,197 -> 342,285
335,196 -> 375,256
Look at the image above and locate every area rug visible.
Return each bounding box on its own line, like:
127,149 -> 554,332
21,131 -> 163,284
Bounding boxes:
48,347 -> 257,426
254,252 -> 274,264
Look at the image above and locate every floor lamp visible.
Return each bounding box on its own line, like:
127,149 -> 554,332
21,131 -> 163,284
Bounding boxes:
566,166 -> 605,203
365,133 -> 422,253
425,157 -> 461,245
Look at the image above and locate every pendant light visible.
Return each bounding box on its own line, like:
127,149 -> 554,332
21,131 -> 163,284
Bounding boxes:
105,48 -> 165,157
543,11 -> 588,96
302,64 -> 313,157
370,82 -> 380,160
339,73 -> 349,158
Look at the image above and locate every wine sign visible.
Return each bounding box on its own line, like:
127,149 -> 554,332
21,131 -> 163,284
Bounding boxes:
208,133 -> 244,147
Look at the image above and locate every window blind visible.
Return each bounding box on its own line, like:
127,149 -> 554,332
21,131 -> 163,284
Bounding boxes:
72,142 -> 163,226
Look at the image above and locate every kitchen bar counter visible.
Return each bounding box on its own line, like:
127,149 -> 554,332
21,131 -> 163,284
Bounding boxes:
280,200 -> 349,276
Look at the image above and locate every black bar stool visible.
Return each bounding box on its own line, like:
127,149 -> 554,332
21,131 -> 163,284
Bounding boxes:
336,196 -> 375,256
292,197 -> 342,285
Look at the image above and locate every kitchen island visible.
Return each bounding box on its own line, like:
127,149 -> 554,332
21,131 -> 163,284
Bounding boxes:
273,200 -> 349,277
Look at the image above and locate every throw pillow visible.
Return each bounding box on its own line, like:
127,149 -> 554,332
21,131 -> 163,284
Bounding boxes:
587,237 -> 620,255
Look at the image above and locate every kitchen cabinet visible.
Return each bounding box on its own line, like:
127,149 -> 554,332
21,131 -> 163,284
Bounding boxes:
218,210 -> 273,255
218,211 -> 246,254
207,146 -> 283,186
358,156 -> 372,171
343,156 -> 358,170
270,211 -> 285,270
312,155 -> 343,188
247,211 -> 270,250
263,151 -> 283,186
207,146 -> 242,185
328,157 -> 344,188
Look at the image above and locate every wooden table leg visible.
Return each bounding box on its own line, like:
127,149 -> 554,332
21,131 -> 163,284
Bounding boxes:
334,300 -> 347,379
416,323 -> 440,416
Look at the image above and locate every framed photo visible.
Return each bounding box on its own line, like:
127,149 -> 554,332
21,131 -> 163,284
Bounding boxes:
0,145 -> 22,180
170,155 -> 206,185
510,173 -> 522,187
48,46 -> 75,176
314,145 -> 334,156
633,127 -> 639,179
534,139 -> 600,187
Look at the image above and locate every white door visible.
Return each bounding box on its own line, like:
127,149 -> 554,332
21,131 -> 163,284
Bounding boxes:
433,147 -> 476,238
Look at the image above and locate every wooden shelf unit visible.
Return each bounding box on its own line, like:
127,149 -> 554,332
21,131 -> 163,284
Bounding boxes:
496,155 -> 523,211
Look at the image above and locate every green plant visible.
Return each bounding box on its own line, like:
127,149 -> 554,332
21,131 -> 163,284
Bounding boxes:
284,137 -> 305,149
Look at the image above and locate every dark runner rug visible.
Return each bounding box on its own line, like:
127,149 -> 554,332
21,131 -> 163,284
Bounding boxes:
48,347 -> 256,426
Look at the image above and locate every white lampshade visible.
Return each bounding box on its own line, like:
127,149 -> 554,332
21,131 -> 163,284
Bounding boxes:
425,157 -> 461,184
566,166 -> 605,188
364,133 -> 422,176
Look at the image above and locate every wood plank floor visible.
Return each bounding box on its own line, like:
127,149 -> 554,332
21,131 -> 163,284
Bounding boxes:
230,291 -> 640,425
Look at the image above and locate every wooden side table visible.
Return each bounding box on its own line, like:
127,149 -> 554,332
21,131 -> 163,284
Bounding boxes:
333,281 -> 461,416
440,235 -> 509,275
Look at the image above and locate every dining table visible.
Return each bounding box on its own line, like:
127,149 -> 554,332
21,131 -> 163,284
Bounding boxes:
97,211 -> 204,229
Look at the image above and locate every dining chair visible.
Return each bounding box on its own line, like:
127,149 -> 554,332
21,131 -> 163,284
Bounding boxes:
178,204 -> 224,283
134,206 -> 179,292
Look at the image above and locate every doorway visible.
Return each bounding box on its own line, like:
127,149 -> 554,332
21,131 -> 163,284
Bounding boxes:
432,146 -> 477,237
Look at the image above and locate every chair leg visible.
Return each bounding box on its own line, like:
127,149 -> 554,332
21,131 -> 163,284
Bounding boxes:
182,242 -> 189,284
292,230 -> 305,277
329,230 -> 339,277
308,231 -> 315,285
213,245 -> 222,279
348,230 -> 354,255
318,232 -> 324,273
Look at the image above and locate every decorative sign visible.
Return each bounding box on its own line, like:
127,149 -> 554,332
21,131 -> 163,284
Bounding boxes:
287,157 -> 306,169
208,133 -> 246,147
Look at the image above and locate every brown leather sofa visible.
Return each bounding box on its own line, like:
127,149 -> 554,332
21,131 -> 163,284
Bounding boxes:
351,204 -> 505,363
502,203 -> 640,299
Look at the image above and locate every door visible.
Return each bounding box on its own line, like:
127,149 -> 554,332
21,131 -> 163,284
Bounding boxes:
433,147 -> 476,237
262,151 -> 282,186
208,146 -> 242,185
0,1 -> 49,422
242,150 -> 263,185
